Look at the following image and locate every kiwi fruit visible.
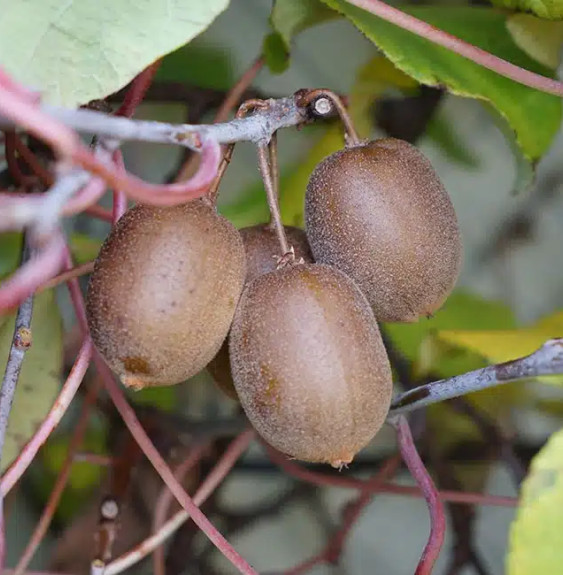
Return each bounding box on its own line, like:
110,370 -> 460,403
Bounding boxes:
305,138 -> 462,322
86,200 -> 246,389
229,262 -> 392,467
208,224 -> 313,399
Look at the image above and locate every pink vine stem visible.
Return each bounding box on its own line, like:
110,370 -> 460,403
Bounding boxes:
105,429 -> 255,575
266,446 -> 517,508
98,364 -> 258,575
392,415 -> 446,575
152,442 -> 211,575
116,60 -> 161,118
0,232 -> 67,313
345,0 -> 563,96
0,338 -> 92,495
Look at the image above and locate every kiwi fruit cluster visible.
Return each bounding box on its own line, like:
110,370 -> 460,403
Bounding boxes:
86,136 -> 461,467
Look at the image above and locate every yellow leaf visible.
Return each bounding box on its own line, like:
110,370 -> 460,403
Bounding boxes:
437,310 -> 563,363
507,426 -> 563,575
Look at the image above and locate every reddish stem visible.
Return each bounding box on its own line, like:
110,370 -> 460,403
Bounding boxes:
4,131 -> 34,187
37,260 -> 95,292
105,429 -> 255,575
345,0 -> 563,96
116,60 -> 161,118
266,446 -> 516,507
72,137 -> 221,206
111,150 -> 127,223
0,85 -> 77,157
284,455 -> 401,575
97,365 -> 258,574
392,416 -> 446,575
152,443 -> 210,575
0,338 -> 92,495
13,380 -> 100,575
84,204 -> 113,222
13,135 -> 53,186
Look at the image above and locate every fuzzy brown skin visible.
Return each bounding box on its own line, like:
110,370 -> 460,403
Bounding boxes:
305,138 -> 462,323
229,263 -> 392,467
86,200 -> 246,389
208,224 -> 313,400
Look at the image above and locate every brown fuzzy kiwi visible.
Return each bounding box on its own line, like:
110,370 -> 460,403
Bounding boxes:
305,138 -> 462,323
208,224 -> 313,400
229,262 -> 392,467
86,199 -> 246,389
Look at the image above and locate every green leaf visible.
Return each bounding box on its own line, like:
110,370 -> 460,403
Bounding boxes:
263,32 -> 290,74
0,233 -> 23,280
68,233 -> 102,265
0,290 -> 63,471
425,112 -> 479,168
270,0 -> 339,49
0,0 -> 230,107
32,423 -> 107,521
492,0 -> 563,20
156,39 -> 235,91
507,14 -> 563,68
321,2 -> 562,160
508,426 -> 563,575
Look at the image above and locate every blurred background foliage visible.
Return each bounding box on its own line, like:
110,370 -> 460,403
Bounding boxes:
0,0 -> 562,573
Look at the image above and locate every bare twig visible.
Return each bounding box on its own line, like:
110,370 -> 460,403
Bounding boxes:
0,243 -> 34,460
390,415 -> 445,575
152,443 -> 210,575
0,95 -> 308,149
344,0 -> 563,96
389,339 -> 563,415
175,56 -> 264,183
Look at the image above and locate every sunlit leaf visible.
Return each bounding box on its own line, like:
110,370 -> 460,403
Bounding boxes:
0,0 -> 230,106
156,39 -> 235,91
508,426 -> 563,575
507,13 -> 563,68
263,32 -> 290,74
385,291 -> 516,373
321,2 -> 562,160
270,0 -> 339,49
32,423 -> 108,522
0,233 -> 23,281
493,0 -> 563,20
0,290 -> 63,471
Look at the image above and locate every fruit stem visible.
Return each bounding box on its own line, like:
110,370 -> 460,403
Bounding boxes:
266,132 -> 279,226
298,89 -> 360,145
205,143 -> 235,206
257,143 -> 290,256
